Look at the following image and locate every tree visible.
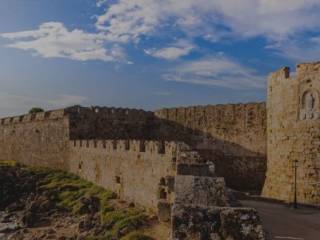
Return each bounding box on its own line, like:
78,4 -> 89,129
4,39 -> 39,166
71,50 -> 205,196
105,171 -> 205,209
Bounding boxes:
29,107 -> 44,114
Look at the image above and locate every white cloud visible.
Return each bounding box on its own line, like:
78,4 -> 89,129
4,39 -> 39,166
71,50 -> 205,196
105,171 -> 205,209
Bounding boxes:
96,0 -> 108,7
1,22 -> 126,62
96,0 -> 320,44
209,0 -> 320,41
0,92 -> 88,117
164,57 -> 265,89
145,41 -> 194,60
311,36 -> 320,44
96,0 -> 160,43
267,37 -> 320,62
2,1 -> 320,62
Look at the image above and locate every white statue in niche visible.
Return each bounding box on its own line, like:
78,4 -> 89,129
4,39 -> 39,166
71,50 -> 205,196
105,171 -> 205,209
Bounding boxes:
305,92 -> 315,112
300,90 -> 318,120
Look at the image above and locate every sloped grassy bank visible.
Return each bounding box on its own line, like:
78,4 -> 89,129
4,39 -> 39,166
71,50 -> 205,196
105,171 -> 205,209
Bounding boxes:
0,162 -> 155,240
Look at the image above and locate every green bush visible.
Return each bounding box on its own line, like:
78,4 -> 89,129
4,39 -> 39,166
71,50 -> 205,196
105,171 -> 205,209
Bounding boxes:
29,107 -> 44,114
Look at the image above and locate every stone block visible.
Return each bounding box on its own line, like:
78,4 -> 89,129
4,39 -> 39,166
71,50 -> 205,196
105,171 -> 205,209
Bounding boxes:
171,204 -> 266,240
174,175 -> 228,207
158,201 -> 172,222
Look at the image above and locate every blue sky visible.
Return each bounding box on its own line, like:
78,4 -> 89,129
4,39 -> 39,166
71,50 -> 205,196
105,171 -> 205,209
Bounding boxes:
0,0 -> 320,117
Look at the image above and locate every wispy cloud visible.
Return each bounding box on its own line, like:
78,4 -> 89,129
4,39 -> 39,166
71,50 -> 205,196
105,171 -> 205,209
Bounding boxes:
1,1 -> 320,62
93,0 -> 320,62
96,0 -> 108,7
164,57 -> 266,89
267,36 -> 320,61
1,22 -> 126,62
96,0 -> 320,43
145,40 -> 195,60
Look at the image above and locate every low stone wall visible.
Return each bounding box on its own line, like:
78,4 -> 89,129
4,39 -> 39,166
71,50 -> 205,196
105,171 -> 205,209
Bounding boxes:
68,139 -> 188,212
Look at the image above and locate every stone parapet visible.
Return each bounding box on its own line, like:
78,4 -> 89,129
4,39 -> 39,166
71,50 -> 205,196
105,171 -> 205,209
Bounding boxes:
0,109 -> 66,125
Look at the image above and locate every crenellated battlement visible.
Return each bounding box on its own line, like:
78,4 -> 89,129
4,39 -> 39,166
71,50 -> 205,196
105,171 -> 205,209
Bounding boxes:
0,105 -> 154,127
154,102 -> 266,136
70,139 -> 190,157
66,105 -> 154,119
68,137 -> 214,213
155,102 -> 265,121
269,62 -> 320,84
268,67 -> 290,81
296,61 -> 320,75
0,109 -> 66,125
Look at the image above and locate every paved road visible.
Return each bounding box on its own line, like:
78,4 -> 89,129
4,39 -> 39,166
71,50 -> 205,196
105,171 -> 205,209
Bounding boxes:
241,200 -> 320,240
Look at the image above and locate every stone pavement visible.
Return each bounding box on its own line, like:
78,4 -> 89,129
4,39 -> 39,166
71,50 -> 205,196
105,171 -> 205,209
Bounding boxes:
241,200 -> 320,240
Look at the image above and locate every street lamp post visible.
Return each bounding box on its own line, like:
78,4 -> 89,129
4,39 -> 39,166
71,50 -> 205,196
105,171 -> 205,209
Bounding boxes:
293,160 -> 298,209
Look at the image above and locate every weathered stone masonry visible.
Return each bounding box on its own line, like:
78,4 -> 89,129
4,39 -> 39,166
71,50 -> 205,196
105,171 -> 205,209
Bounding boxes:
155,103 -> 267,192
69,139 -> 189,212
0,105 -> 267,238
0,105 -> 267,239
263,62 -> 320,205
0,109 -> 69,168
0,104 -> 268,193
1,62 -> 319,209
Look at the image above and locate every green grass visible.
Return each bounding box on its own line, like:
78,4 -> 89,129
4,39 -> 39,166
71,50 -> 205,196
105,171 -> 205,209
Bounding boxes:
84,237 -> 111,240
23,166 -> 151,239
121,232 -> 154,240
113,213 -> 148,237
0,160 -> 17,166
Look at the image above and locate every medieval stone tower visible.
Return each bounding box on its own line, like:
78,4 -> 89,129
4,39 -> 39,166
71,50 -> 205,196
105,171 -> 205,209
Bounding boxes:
263,62 -> 320,205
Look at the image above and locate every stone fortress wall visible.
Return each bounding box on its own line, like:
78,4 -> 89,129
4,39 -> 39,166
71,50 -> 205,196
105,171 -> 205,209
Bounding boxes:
155,103 -> 267,191
67,106 -> 156,140
0,96 -> 293,201
0,109 -> 70,168
0,105 -> 159,166
64,104 -> 267,193
155,103 -> 266,156
0,106 -> 267,240
0,106 -> 216,212
69,139 -> 186,213
263,62 -> 320,205
0,104 -> 268,229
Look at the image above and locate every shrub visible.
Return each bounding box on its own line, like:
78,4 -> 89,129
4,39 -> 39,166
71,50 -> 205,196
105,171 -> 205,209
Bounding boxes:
29,107 -> 44,114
